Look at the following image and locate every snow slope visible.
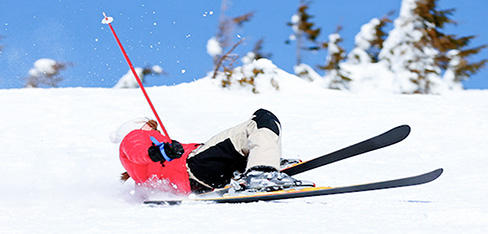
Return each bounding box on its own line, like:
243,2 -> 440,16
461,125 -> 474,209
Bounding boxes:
1,78 -> 487,233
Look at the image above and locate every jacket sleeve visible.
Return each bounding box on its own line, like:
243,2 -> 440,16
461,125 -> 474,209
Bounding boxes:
120,130 -> 157,165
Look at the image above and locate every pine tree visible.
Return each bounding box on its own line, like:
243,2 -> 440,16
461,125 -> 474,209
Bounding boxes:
379,0 -> 438,94
251,38 -> 272,61
380,0 -> 486,94
347,11 -> 393,65
443,44 -> 487,89
319,26 -> 352,90
286,1 -> 322,66
369,12 -> 394,63
25,58 -> 70,88
414,0 -> 487,89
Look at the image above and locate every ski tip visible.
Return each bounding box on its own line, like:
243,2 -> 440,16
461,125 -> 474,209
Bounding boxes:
433,168 -> 444,178
422,168 -> 443,184
384,125 -> 411,142
397,124 -> 411,134
394,124 -> 411,140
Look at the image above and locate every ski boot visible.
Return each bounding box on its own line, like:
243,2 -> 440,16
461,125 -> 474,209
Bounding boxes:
235,166 -> 315,193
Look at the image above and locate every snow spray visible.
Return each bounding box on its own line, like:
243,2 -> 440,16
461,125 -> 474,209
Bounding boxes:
101,12 -> 170,141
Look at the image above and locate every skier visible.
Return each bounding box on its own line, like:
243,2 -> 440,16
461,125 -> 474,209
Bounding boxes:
111,109 -> 305,194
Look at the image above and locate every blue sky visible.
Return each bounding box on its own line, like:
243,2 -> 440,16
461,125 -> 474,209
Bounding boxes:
1,0 -> 487,89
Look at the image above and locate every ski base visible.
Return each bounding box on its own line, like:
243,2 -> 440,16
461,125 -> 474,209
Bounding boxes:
144,168 -> 443,205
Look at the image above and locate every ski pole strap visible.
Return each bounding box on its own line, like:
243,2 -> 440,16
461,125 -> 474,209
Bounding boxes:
158,144 -> 173,162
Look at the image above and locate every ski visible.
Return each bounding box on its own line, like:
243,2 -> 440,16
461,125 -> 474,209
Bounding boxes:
144,168 -> 443,205
282,125 -> 411,176
143,125 -> 432,205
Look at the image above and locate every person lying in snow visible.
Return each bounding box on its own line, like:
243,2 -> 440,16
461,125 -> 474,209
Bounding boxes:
110,109 -> 305,194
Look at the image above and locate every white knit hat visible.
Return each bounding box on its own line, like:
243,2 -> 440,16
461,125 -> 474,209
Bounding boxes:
109,117 -> 150,144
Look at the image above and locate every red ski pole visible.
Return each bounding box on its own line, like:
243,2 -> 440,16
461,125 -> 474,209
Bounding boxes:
102,12 -> 170,141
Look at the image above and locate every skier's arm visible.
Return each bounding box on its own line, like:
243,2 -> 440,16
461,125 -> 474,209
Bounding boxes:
122,138 -> 155,165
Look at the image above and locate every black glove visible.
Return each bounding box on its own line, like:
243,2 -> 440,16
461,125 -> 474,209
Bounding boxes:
164,140 -> 184,159
148,140 -> 184,163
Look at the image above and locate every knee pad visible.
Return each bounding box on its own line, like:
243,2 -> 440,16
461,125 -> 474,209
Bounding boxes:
252,109 -> 281,135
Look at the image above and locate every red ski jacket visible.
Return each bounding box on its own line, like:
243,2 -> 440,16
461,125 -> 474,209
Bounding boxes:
119,129 -> 200,194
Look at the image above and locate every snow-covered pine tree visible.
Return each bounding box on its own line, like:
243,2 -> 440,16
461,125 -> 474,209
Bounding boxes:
379,0 -> 442,94
25,58 -> 69,88
413,0 -> 487,91
286,1 -> 322,68
113,65 -> 164,89
442,45 -> 487,90
217,40 -> 277,94
379,0 -> 486,94
319,26 -> 351,90
237,38 -> 275,93
347,12 -> 393,65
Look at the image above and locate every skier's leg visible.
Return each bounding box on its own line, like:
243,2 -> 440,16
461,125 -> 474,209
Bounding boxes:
186,109 -> 282,189
245,108 -> 282,171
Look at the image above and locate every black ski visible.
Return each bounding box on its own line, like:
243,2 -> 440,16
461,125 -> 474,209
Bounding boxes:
144,168 -> 443,205
282,125 -> 411,176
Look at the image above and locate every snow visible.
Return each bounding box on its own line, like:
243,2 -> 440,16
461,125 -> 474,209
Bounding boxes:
1,76 -> 488,233
113,66 -> 163,89
206,37 -> 222,57
294,63 -> 323,82
151,65 -> 163,74
28,58 -> 58,77
289,14 -> 300,36
346,18 -> 381,65
355,18 -> 380,51
326,33 -> 342,55
113,68 -> 143,88
443,50 -> 464,91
